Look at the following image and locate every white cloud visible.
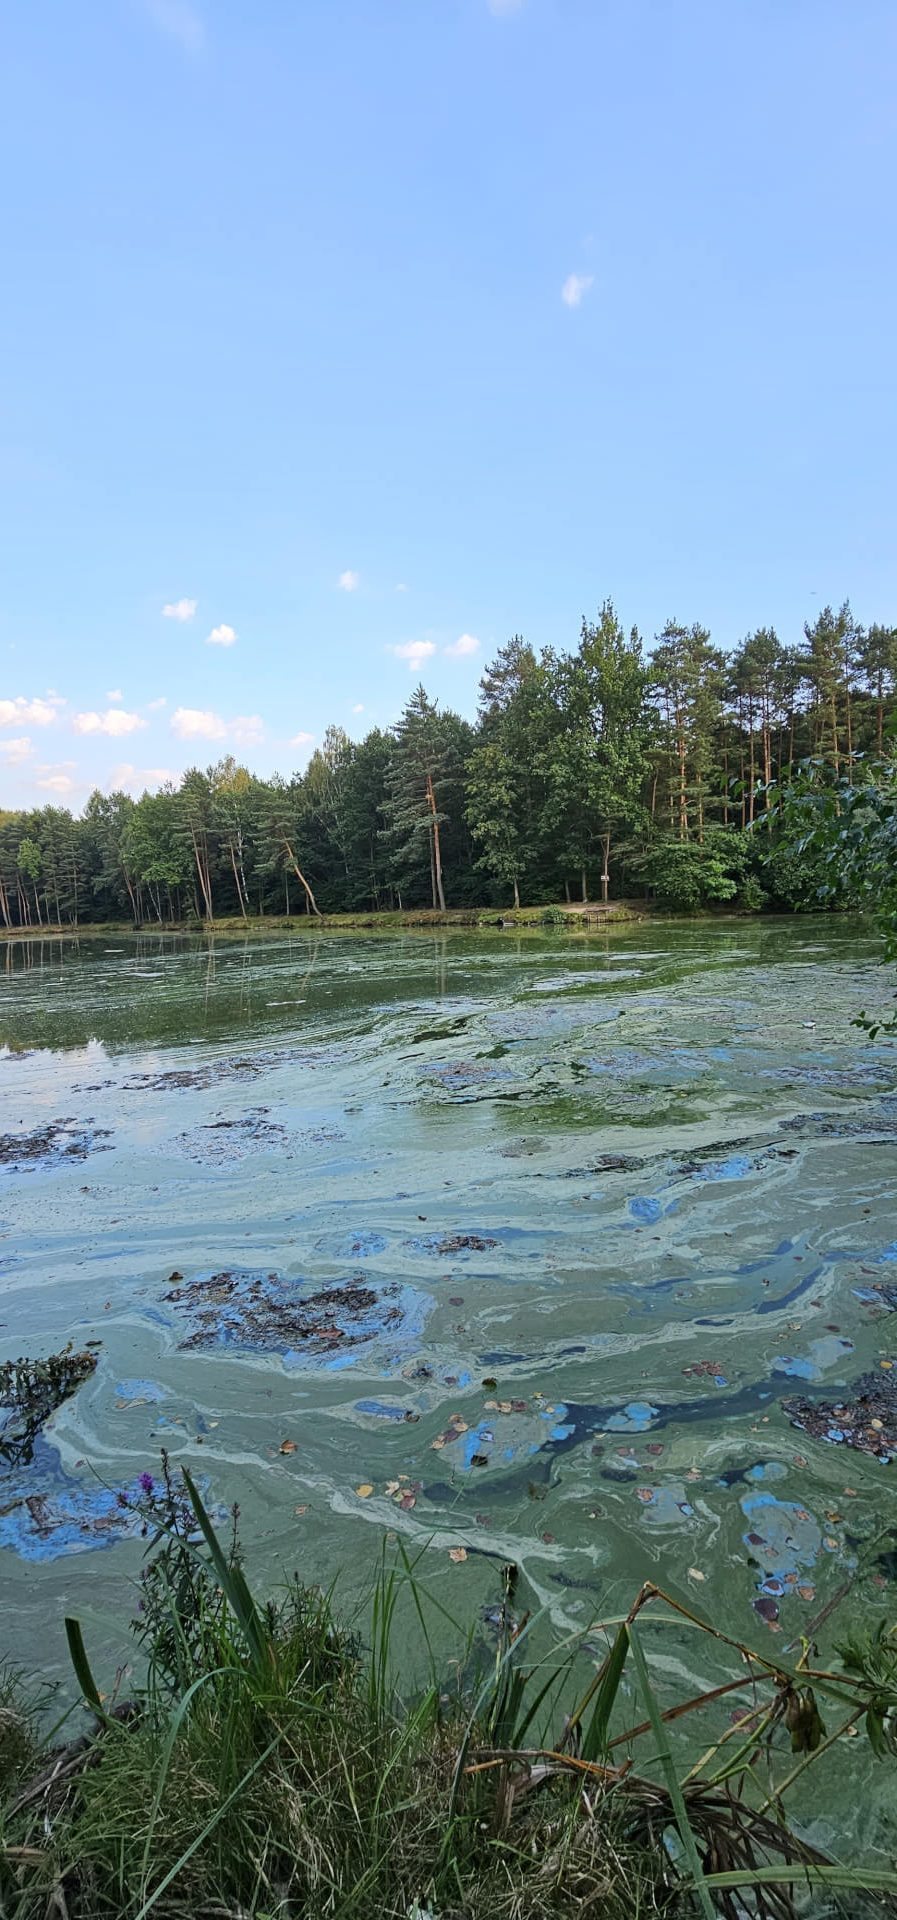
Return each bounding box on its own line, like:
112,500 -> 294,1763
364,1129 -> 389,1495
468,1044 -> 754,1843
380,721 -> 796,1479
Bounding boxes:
162,597 -> 198,622
290,730 -> 314,747
0,736 -> 32,765
395,582 -> 408,593
561,272 -> 594,308
106,689 -> 124,703
74,708 -> 146,738
230,714 -> 264,747
389,639 -> 437,670
0,696 -> 57,728
206,623 -> 237,648
169,708 -> 261,746
109,763 -> 178,795
444,633 -> 480,659
351,703 -> 364,714
148,696 -> 168,711
37,772 -> 76,795
338,569 -> 360,592
45,690 -> 66,708
170,707 -> 227,741
142,0 -> 204,53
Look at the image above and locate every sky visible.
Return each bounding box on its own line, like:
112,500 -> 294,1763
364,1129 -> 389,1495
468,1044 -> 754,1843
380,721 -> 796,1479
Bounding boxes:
1,0 -> 895,809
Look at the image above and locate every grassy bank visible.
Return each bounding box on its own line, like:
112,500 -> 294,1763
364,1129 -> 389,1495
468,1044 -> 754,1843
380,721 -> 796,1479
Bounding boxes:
1,1465 -> 894,1920
0,900 -> 692,941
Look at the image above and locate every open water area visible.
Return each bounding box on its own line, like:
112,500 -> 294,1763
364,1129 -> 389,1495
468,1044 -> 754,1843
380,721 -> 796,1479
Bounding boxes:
1,919 -> 896,1859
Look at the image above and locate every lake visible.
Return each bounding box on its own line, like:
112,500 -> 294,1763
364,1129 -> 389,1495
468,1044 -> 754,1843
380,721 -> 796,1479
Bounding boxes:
1,918 -> 896,1837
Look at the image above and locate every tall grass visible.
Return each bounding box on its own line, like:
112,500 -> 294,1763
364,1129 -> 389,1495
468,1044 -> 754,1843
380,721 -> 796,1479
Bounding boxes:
1,1459 -> 895,1919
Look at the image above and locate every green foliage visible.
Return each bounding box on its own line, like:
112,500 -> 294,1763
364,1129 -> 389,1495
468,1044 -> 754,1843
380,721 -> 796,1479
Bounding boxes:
2,591 -> 897,925
632,827 -> 751,911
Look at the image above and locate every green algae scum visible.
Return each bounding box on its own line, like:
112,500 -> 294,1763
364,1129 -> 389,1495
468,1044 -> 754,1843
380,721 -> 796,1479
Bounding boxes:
1,917 -> 897,1882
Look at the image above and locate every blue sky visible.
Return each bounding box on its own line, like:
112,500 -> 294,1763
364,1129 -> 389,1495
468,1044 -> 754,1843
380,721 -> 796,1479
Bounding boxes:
1,0 -> 895,808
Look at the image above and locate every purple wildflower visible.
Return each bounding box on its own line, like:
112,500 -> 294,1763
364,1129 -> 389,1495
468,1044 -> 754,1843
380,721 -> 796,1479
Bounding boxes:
139,1472 -> 155,1495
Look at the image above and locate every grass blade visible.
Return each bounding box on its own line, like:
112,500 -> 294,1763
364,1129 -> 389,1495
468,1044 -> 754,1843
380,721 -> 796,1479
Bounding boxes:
629,1624 -> 716,1920
180,1467 -> 269,1673
63,1618 -> 109,1722
580,1622 -> 630,1762
132,1734 -> 279,1920
704,1865 -> 897,1894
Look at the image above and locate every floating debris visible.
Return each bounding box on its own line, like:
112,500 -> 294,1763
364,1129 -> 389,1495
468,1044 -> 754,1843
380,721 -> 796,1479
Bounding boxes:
174,1111 -> 343,1167
0,1120 -> 112,1173
784,1371 -> 897,1462
407,1232 -> 499,1256
165,1267 -> 428,1368
123,1045 -> 338,1093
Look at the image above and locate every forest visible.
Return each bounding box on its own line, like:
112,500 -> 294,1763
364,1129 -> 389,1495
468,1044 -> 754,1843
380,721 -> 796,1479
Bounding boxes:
1,600 -> 895,928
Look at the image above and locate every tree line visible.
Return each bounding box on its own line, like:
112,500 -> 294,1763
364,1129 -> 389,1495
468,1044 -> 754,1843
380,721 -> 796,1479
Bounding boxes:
2,599 -> 895,928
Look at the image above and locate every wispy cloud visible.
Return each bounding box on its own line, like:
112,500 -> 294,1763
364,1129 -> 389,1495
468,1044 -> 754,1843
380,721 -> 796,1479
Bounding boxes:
109,762 -> 178,796
395,582 -> 409,593
0,736 -> 32,766
290,730 -> 314,747
169,708 -> 263,746
162,597 -> 198,622
170,707 -> 227,741
338,570 -> 360,592
206,623 -> 237,648
389,639 -> 437,670
0,696 -> 57,728
106,689 -> 124,703
445,633 -> 480,659
148,696 -> 168,711
561,272 -> 594,308
37,770 -> 76,795
74,709 -> 146,738
351,703 -> 365,714
487,0 -> 524,13
142,0 -> 204,53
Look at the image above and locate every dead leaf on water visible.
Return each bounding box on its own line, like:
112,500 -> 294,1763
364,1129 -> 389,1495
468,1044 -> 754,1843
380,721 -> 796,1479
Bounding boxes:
448,1546 -> 468,1563
279,1439 -> 297,1455
355,1483 -> 374,1498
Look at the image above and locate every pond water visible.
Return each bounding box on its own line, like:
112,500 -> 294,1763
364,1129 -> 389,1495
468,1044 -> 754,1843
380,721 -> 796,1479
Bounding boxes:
1,918 -> 896,1839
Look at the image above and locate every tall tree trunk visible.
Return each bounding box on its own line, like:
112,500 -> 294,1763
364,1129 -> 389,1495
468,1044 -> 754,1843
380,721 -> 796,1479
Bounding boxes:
230,842 -> 248,919
600,833 -> 610,906
282,839 -> 322,917
877,670 -> 885,754
580,864 -> 587,904
677,719 -> 688,840
512,874 -> 520,909
190,827 -> 214,920
425,773 -> 446,911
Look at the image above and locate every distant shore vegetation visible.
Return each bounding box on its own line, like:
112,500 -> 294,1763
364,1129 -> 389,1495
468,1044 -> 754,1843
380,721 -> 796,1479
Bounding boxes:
2,601 -> 895,929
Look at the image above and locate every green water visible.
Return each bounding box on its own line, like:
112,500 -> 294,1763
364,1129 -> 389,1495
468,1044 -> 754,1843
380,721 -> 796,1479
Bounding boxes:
1,919 -> 896,1845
